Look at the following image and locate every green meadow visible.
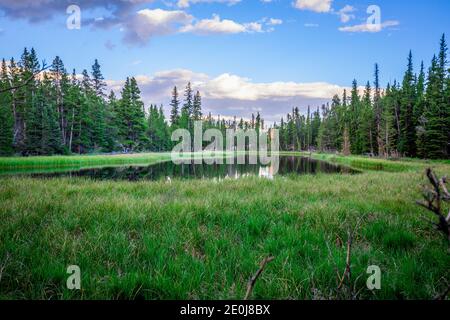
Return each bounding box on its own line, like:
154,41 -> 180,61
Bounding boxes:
0,153 -> 449,300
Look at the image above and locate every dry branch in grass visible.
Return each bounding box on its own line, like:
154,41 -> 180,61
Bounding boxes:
416,168 -> 450,243
338,231 -> 353,290
333,216 -> 364,295
244,256 -> 275,300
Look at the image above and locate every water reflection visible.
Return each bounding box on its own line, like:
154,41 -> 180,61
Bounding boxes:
17,156 -> 357,181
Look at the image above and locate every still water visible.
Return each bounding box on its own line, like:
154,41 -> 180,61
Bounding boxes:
14,156 -> 357,181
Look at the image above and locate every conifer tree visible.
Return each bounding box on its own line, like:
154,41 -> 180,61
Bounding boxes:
0,59 -> 14,155
399,51 -> 417,157
193,90 -> 202,121
169,86 -> 180,127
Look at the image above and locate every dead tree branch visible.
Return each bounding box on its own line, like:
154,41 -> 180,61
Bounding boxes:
0,62 -> 50,94
336,216 -> 364,294
338,231 -> 353,290
244,256 -> 274,300
416,168 -> 450,243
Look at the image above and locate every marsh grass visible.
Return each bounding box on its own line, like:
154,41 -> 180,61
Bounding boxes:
0,153 -> 172,169
0,154 -> 449,299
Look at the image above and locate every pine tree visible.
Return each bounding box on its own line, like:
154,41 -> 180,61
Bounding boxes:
91,59 -> 107,97
399,51 -> 417,157
349,79 -> 361,154
373,63 -> 386,157
50,56 -> 70,150
169,86 -> 180,127
423,35 -> 448,159
415,62 -> 427,158
361,81 -> 375,155
0,59 -> 14,155
193,90 -> 202,121
104,90 -> 119,151
179,82 -> 193,132
116,77 -> 147,151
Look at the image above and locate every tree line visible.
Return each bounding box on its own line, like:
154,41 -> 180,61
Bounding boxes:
0,49 -> 268,156
0,34 -> 449,159
276,34 -> 450,159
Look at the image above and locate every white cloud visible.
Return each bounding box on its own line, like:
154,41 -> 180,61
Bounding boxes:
336,5 -> 355,23
0,0 -> 155,22
339,20 -> 400,33
176,0 -> 241,8
304,23 -> 319,28
180,14 -> 263,34
124,9 -> 193,44
293,0 -> 333,13
203,73 -> 345,101
106,69 -> 350,122
122,9 -> 274,44
267,18 -> 283,26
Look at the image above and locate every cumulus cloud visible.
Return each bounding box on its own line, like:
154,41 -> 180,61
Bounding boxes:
202,73 -> 346,101
122,10 -> 270,44
181,14 -> 250,34
122,9 -> 278,44
107,69 -> 350,122
179,15 -> 282,35
293,0 -> 333,13
123,8 -> 193,44
339,20 -> 400,33
0,1 -> 280,45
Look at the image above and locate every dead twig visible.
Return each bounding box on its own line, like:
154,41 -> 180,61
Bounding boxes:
244,256 -> 275,300
336,215 -> 365,293
338,231 -> 353,290
416,168 -> 450,243
0,62 -> 50,93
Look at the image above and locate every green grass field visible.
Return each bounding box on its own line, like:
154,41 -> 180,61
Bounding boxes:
0,153 -> 449,300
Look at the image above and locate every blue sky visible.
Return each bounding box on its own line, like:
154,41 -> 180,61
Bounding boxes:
0,0 -> 449,122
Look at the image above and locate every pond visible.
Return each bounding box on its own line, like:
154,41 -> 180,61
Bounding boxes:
3,156 -> 358,181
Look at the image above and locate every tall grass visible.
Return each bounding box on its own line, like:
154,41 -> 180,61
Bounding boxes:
0,153 -> 172,169
0,164 -> 449,299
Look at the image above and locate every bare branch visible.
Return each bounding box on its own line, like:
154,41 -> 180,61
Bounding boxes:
338,231 -> 353,290
0,63 -> 50,94
439,177 -> 450,201
417,169 -> 450,243
244,256 -> 275,300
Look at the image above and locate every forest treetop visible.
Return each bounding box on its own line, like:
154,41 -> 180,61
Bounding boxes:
0,34 -> 449,159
